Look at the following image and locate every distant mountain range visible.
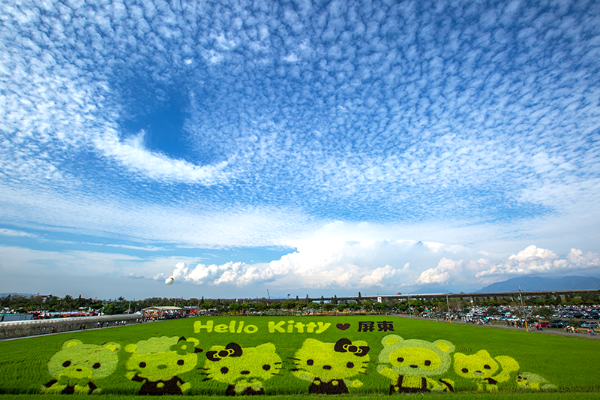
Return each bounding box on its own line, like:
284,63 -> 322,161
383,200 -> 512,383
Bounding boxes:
0,293 -> 34,298
477,276 -> 600,293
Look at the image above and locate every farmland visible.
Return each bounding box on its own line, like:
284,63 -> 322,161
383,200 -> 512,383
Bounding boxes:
0,315 -> 598,396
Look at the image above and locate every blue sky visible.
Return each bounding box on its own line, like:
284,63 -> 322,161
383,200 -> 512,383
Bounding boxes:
1,0 -> 600,300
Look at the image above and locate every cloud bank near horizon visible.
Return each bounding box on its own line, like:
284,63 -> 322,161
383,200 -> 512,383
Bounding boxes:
1,0 -> 600,296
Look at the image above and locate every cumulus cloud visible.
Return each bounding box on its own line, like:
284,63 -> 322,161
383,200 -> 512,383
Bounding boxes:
476,245 -> 600,278
360,265 -> 398,287
417,258 -> 464,285
164,238 -> 465,289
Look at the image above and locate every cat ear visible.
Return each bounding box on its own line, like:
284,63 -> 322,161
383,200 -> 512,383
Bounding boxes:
256,343 -> 276,353
475,350 -> 491,358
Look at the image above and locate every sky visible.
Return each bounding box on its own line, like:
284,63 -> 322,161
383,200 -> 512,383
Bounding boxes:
1,0 -> 600,300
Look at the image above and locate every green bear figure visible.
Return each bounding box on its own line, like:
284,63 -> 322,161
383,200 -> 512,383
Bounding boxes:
291,338 -> 370,395
202,342 -> 282,395
42,340 -> 120,394
454,350 -> 519,392
377,335 -> 454,394
125,336 -> 202,395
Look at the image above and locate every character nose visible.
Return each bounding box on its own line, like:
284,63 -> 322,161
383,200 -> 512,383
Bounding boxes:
323,365 -> 332,370
240,370 -> 250,375
158,365 -> 167,370
410,365 -> 418,368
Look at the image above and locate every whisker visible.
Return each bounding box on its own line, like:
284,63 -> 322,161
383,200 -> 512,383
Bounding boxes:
274,362 -> 282,364
202,378 -> 213,381
288,358 -> 301,360
358,372 -> 368,375
271,373 -> 283,376
289,368 -> 301,371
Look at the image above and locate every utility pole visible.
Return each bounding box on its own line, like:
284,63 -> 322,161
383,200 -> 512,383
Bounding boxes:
446,292 -> 451,323
519,285 -> 529,331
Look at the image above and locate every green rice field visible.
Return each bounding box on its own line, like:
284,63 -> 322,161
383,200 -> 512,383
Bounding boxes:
0,316 -> 598,396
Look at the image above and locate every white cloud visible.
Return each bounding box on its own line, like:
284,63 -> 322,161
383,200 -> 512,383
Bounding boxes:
0,229 -> 37,238
94,130 -> 231,185
360,265 -> 397,287
476,245 -> 600,278
417,258 -> 463,285
164,236 -> 468,290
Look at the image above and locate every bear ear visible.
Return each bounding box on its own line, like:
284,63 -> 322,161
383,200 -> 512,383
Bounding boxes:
104,342 -> 120,352
433,340 -> 455,354
63,339 -> 83,349
124,344 -> 138,353
382,335 -> 402,346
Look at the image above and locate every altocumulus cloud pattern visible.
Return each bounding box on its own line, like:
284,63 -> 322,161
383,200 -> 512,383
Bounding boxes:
1,0 -> 600,295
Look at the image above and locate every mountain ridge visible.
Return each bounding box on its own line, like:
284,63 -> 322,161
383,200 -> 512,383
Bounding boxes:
476,276 -> 600,293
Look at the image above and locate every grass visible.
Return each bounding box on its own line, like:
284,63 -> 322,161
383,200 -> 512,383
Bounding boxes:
0,315 -> 598,396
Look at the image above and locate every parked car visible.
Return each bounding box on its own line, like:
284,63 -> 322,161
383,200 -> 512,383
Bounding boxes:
549,320 -> 567,328
580,321 -> 599,329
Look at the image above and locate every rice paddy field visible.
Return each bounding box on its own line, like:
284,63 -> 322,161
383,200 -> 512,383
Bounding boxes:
0,315 -> 599,398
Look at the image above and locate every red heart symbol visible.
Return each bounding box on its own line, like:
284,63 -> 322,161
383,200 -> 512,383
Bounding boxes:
336,323 -> 350,330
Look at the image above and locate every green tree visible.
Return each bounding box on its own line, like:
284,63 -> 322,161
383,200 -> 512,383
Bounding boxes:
373,302 -> 386,314
337,304 -> 345,312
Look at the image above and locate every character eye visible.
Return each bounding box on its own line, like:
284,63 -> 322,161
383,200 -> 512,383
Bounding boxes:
177,360 -> 184,366
397,357 -> 404,363
424,360 -> 431,366
139,362 -> 146,368
220,367 -> 229,374
307,359 -> 314,366
93,363 -> 101,369
262,365 -> 271,371
346,362 -> 354,368
62,361 -> 71,368
484,365 -> 491,369
462,368 -> 468,373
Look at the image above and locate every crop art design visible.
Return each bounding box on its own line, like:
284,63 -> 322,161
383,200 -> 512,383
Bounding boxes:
33,319 -> 562,395
124,336 -> 203,395
202,342 -> 282,395
291,338 -> 370,394
514,372 -> 557,390
43,340 -> 120,395
377,334 -> 454,394
453,350 -> 519,392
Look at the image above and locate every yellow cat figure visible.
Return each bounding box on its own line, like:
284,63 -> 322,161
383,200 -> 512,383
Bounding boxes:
454,350 -> 519,392
292,338 -> 370,394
